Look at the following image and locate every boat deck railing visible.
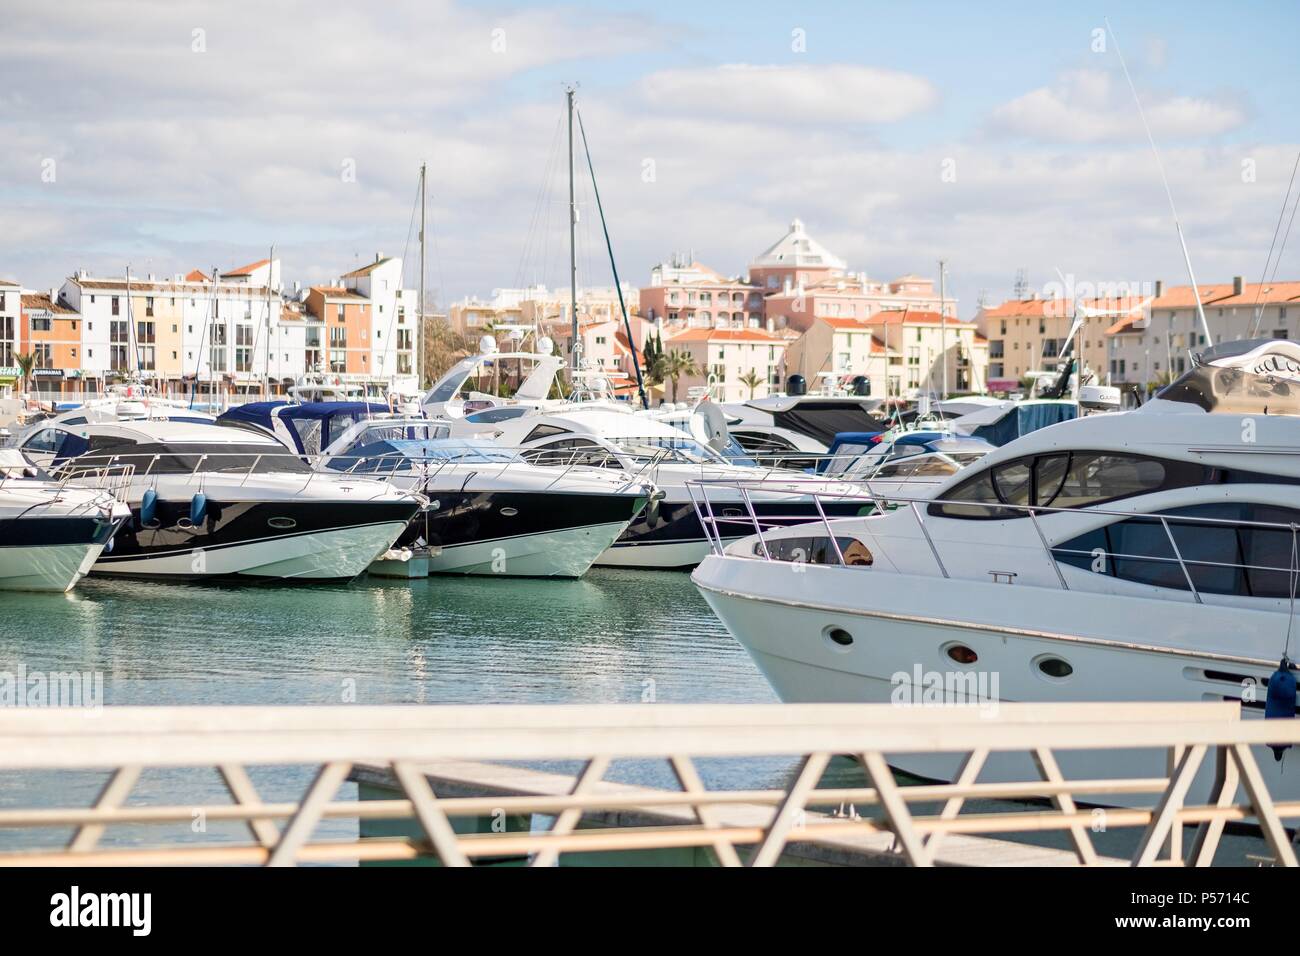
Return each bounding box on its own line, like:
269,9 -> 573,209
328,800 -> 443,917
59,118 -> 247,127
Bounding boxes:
0,701 -> 1294,867
687,476 -> 1300,610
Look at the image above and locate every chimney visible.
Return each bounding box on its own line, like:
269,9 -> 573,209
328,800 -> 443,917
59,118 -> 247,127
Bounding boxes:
376,252 -> 384,262
49,287 -> 56,302
1154,280 -> 1163,298
1233,275 -> 1243,296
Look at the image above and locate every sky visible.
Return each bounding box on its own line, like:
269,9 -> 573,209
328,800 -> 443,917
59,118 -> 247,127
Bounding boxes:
2,0 -> 1298,317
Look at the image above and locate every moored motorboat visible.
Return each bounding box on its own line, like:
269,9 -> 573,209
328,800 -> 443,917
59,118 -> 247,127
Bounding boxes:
0,449 -> 131,592
19,420 -> 419,582
691,339 -> 1300,803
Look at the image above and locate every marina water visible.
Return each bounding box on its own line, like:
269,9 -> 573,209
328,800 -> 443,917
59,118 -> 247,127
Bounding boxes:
0,572 -> 1271,864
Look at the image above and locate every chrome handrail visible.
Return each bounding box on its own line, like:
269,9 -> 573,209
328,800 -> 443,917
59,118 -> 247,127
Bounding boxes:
686,476 -> 1300,596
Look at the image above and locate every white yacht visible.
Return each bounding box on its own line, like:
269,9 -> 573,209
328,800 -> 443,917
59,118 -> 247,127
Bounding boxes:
18,420 -> 420,582
0,449 -> 131,591
691,339 -> 1300,802
257,407 -> 655,577
486,406 -> 871,569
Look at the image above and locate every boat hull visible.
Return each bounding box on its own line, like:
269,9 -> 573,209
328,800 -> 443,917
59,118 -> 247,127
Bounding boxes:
0,514 -> 123,592
93,500 -> 416,581
694,555 -> 1299,805
408,489 -> 646,578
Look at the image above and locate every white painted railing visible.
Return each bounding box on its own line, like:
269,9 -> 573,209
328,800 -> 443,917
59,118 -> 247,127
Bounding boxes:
0,701 -> 1294,867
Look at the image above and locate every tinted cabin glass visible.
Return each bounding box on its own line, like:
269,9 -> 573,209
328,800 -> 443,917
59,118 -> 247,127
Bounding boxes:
1053,503 -> 1300,598
74,442 -> 311,475
933,452 -> 1207,519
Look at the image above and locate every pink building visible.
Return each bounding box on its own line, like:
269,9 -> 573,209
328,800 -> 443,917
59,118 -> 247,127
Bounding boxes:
639,258 -> 765,331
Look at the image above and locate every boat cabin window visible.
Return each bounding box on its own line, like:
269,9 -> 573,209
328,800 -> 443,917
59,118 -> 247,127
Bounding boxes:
1053,503 -> 1300,598
464,407 -> 531,425
21,428 -> 62,454
931,452 -> 1204,519
873,456 -> 960,480
69,441 -> 312,475
521,438 -> 620,468
523,424 -> 571,442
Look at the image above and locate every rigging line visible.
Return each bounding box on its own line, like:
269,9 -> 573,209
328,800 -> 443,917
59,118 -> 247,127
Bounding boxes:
515,116 -> 563,290
575,106 -> 648,409
1106,17 -> 1211,345
188,268 -> 219,410
1266,172 -> 1300,290
385,172 -> 422,378
1286,525 -> 1298,659
1249,147 -> 1300,338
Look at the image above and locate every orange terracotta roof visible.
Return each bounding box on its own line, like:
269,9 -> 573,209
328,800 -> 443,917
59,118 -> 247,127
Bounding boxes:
979,298 -> 1065,318
310,285 -> 368,301
341,257 -> 394,279
869,310 -> 975,328
185,269 -> 211,282
668,327 -> 783,343
221,259 -> 270,278
1211,281 -> 1300,308
20,294 -> 77,315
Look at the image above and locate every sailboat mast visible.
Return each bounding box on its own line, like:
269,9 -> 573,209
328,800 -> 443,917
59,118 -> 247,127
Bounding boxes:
939,258 -> 947,399
125,265 -> 137,378
419,161 -> 426,389
567,85 -> 578,377
264,243 -> 273,400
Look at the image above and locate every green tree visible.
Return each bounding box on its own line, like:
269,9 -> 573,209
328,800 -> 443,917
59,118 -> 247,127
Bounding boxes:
14,352 -> 34,394
738,369 -> 764,399
659,349 -> 700,403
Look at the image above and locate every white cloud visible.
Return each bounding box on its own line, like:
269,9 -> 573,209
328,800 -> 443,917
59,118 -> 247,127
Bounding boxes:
986,69 -> 1245,144
638,64 -> 937,124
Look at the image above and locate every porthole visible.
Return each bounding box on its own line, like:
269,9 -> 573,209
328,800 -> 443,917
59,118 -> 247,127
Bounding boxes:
267,517 -> 297,530
1034,655 -> 1073,680
822,626 -> 854,651
945,643 -> 978,665
499,507 -> 519,517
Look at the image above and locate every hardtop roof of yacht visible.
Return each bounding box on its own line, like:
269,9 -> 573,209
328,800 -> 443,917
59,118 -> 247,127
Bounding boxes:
502,407 -> 684,441
75,420 -> 282,446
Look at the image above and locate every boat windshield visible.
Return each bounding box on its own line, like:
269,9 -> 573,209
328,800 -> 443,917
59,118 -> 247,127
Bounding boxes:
1157,363 -> 1300,415
326,438 -> 516,471
614,436 -> 726,464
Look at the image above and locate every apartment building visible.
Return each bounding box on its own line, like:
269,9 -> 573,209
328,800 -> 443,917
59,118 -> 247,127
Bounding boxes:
663,326 -> 789,402
977,293 -> 1147,389
1105,277 -> 1300,392
860,310 -> 984,396
59,260 -> 283,397
782,316 -> 896,399
0,279 -> 20,388
21,293 -> 82,395
639,259 -> 764,330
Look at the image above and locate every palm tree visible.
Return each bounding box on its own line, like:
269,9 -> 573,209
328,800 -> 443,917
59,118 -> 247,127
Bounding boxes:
14,352 -> 34,395
738,369 -> 764,399
658,349 -> 700,403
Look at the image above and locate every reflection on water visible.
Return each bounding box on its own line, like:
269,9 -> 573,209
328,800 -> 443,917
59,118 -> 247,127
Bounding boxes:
0,570 -> 782,853
0,571 -> 1273,864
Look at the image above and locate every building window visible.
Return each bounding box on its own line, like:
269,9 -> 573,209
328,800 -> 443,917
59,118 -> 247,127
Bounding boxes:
33,343 -> 52,366
145,297 -> 154,317
111,297 -> 120,316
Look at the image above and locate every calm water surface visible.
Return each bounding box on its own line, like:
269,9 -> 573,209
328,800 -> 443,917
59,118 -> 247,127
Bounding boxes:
0,570 -> 1269,864
0,569 -> 786,853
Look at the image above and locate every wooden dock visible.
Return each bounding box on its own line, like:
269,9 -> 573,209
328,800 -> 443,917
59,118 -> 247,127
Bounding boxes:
350,759 -> 1118,866
0,700 -> 1292,866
